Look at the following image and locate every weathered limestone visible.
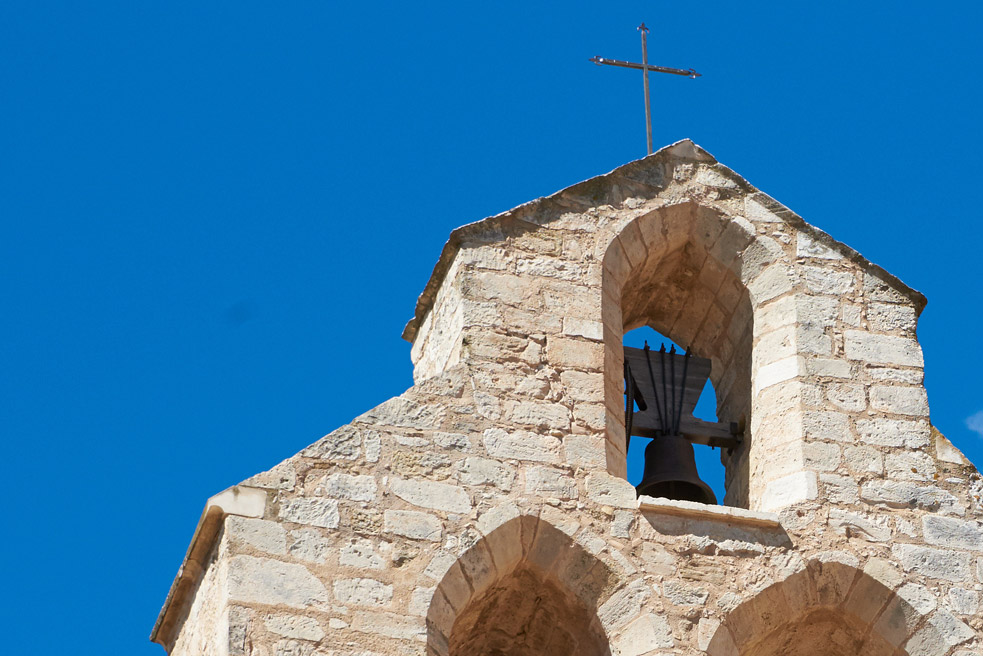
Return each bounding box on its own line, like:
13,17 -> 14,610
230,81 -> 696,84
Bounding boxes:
153,141 -> 983,656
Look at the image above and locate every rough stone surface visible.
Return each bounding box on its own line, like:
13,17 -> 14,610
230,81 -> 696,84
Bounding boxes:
279,498 -> 339,529
227,556 -> 330,608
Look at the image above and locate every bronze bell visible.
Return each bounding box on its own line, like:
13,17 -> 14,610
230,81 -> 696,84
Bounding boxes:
636,434 -> 717,505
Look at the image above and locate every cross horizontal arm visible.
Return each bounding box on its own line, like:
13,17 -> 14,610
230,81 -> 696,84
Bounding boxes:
590,56 -> 700,78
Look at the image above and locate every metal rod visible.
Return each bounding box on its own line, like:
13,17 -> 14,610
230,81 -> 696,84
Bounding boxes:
589,57 -> 701,78
643,342 -> 665,434
659,345 -> 669,434
668,345 -> 677,435
639,23 -> 652,155
676,350 -> 690,434
624,360 -> 633,451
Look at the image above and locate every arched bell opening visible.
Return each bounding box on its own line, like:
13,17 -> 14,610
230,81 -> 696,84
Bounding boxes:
426,515 -> 617,656
602,202 -> 755,508
623,326 -> 726,504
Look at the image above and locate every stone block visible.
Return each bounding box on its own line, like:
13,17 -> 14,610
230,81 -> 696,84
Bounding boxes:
934,430 -> 971,465
864,272 -> 910,304
797,232 -> 841,259
868,366 -> 923,384
504,399 -> 571,431
585,472 -> 637,508
456,457 -> 515,490
843,331 -> 923,367
803,441 -> 841,472
754,324 -> 796,366
227,516 -> 287,555
524,465 -> 578,499
559,369 -> 605,402
896,583 -> 937,615
516,257 -> 586,281
562,317 -> 603,340
828,509 -> 891,542
614,612 -> 674,656
333,577 -> 394,607
242,461 -> 297,491
311,473 -> 378,502
841,303 -> 861,326
482,427 -> 560,463
922,515 -> 983,550
279,498 -> 339,529
803,411 -> 851,442
348,611 -> 425,641
546,336 -> 605,371
383,509 -> 442,542
301,424 -> 362,460
806,357 -> 852,378
910,610 -> 975,652
598,579 -> 652,631
868,302 -> 917,333
263,614 -> 325,641
357,395 -> 447,430
754,295 -> 795,336
759,471 -> 818,512
339,537 -> 385,570
947,588 -> 980,616
843,445 -> 883,474
819,473 -> 859,504
861,480 -> 963,515
826,383 -> 866,411
802,266 -> 854,295
842,571 -> 895,628
228,556 -> 329,608
796,322 -> 832,355
873,591 -> 925,649
663,580 -> 709,606
855,418 -> 930,448
754,355 -> 805,394
885,450 -> 936,481
390,478 -> 472,514
288,529 -> 330,563
870,386 -> 929,416
563,434 -> 606,469
747,264 -> 794,304
433,431 -> 471,451
893,543 -> 973,582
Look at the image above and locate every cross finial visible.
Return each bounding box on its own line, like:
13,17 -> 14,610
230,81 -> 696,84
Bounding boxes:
591,24 -> 701,155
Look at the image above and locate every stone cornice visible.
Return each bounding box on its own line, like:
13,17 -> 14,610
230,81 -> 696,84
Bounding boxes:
149,486 -> 268,652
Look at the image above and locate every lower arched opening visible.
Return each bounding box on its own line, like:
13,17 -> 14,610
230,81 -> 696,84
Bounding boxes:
449,564 -> 609,656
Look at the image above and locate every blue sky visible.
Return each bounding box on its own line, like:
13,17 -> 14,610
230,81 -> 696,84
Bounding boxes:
2,2 -> 981,652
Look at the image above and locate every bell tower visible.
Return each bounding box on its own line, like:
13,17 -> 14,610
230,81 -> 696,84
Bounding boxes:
153,140 -> 983,656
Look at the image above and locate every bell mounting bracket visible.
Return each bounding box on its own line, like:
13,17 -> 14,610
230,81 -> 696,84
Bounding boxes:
624,343 -> 743,451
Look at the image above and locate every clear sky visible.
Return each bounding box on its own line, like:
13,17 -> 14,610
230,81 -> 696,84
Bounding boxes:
2,2 -> 981,652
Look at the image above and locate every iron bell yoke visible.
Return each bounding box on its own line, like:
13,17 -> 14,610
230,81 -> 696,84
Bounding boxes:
624,343 -> 743,505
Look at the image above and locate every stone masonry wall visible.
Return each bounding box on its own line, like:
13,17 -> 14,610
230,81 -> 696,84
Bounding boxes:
155,141 -> 983,656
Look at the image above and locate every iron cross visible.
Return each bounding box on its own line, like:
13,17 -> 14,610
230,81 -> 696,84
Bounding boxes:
591,23 -> 701,155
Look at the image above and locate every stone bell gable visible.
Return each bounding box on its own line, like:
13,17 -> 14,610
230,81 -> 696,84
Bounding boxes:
152,140 -> 983,656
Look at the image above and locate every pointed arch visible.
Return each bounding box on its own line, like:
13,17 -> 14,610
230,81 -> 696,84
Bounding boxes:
705,558 -> 948,656
424,507 -> 646,656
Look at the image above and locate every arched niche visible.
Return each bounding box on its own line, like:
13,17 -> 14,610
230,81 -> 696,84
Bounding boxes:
602,201 -> 784,508
706,559 -> 933,656
425,514 -> 619,656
